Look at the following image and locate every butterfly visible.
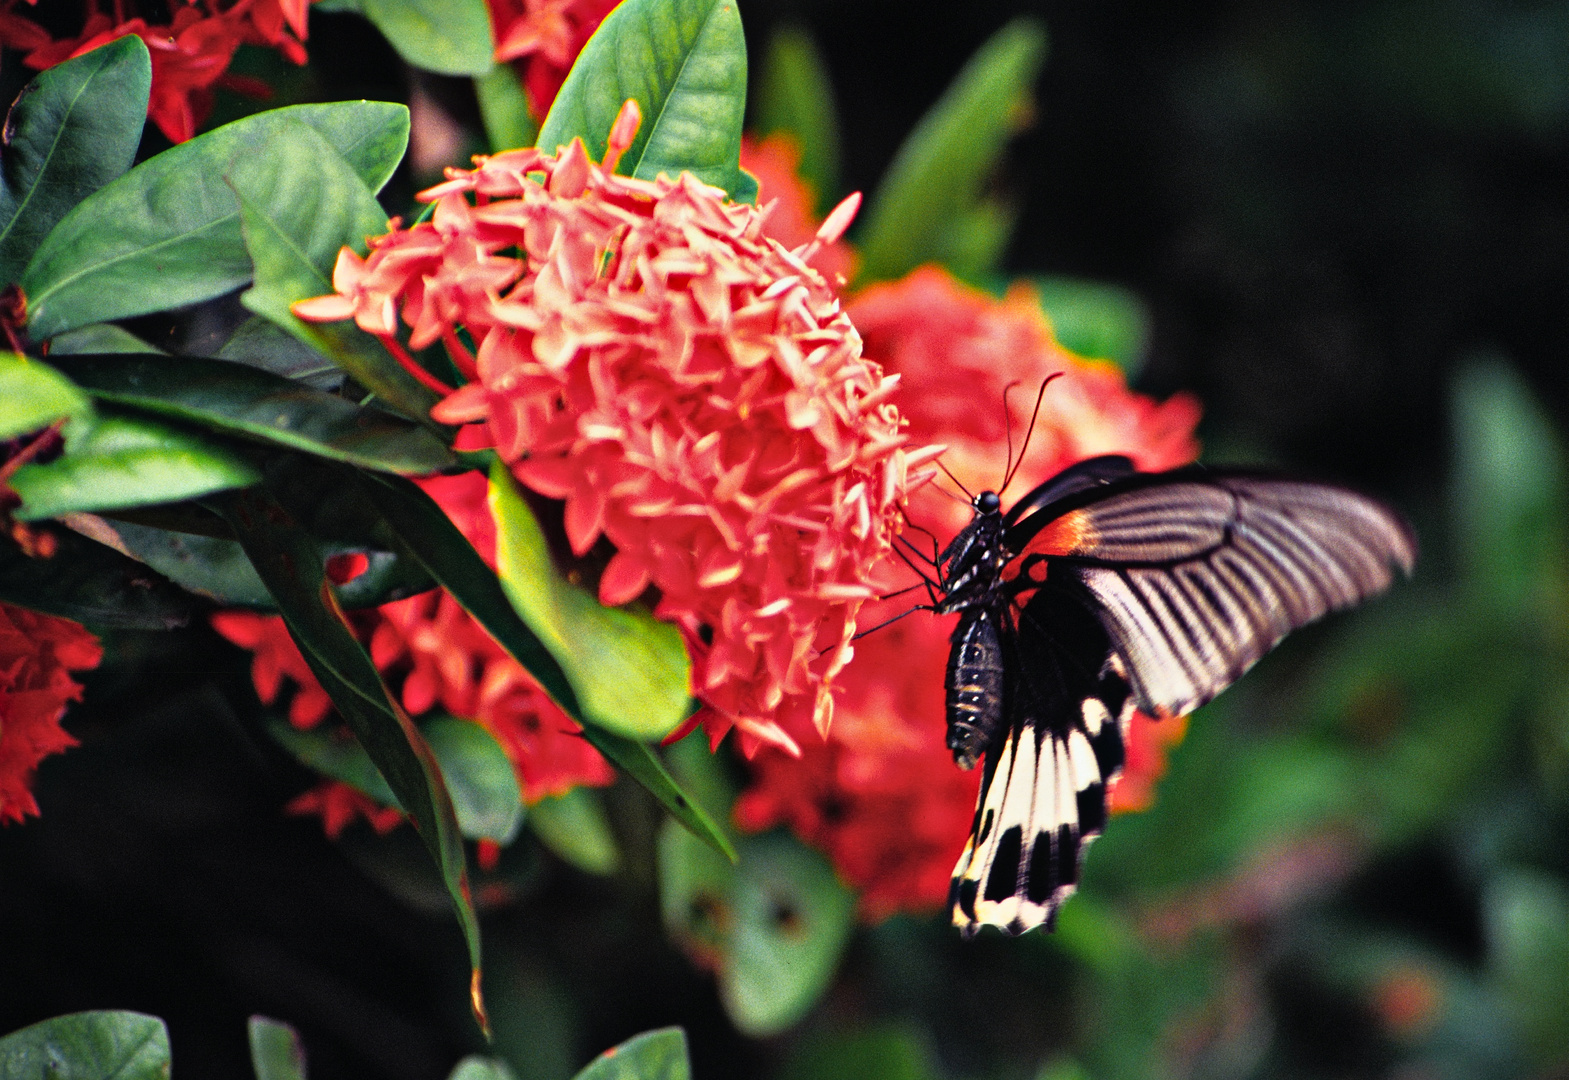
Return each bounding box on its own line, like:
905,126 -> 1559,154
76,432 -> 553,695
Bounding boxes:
930,453 -> 1416,937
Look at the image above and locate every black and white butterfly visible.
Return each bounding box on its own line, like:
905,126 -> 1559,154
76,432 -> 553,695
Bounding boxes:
928,453 -> 1416,937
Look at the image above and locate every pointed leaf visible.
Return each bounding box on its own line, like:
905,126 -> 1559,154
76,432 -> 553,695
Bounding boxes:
214,487 -> 486,1031
248,1017 -> 307,1080
449,1059 -> 519,1080
47,354 -> 452,474
754,26 -> 840,213
571,1030 -> 690,1080
538,0 -> 749,196
11,411 -> 261,521
855,19 -> 1046,284
23,102 -> 410,339
218,317 -> 342,390
0,351 -> 88,440
0,1011 -> 169,1080
361,0 -> 495,76
358,469 -> 733,860
0,37 -> 151,287
488,462 -> 690,742
229,119 -> 439,424
529,787 -> 620,875
0,525 -> 192,629
49,324 -> 164,355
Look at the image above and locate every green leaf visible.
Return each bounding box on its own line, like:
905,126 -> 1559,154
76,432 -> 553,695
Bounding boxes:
449,1058 -> 519,1080
1030,276 -> 1152,376
357,470 -> 733,860
48,324 -> 164,355
214,487 -> 485,1031
659,829 -> 853,1036
11,411 -> 261,521
488,462 -> 691,742
571,1030 -> 689,1080
0,37 -> 151,288
229,119 -> 440,424
0,1012 -> 169,1080
23,101 -> 410,340
425,715 -> 526,844
218,318 -> 341,390
529,787 -> 620,875
753,25 -> 840,213
248,1017 -> 307,1080
855,19 -> 1046,285
271,720 -> 397,804
0,351 -> 88,440
361,0 -> 495,77
538,0 -> 749,196
47,354 -> 452,474
0,525 -> 192,630
475,66 -> 539,154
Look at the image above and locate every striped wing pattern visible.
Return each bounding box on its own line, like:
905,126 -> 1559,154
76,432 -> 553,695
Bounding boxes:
1057,477 -> 1417,718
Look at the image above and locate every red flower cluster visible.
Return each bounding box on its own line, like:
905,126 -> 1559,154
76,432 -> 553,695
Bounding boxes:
489,0 -> 622,119
295,103 -> 936,756
213,472 -> 612,838
740,134 -> 855,285
0,602 -> 101,825
0,0 -> 315,142
736,262 -> 1204,917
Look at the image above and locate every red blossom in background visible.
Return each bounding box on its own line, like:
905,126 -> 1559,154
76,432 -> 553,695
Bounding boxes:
0,602 -> 101,825
213,472 -> 612,838
736,253 -> 1203,916
0,0 -> 316,143
740,133 -> 855,285
489,0 -> 622,119
295,105 -> 934,757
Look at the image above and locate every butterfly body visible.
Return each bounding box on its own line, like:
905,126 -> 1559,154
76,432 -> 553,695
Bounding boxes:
937,455 -> 1416,938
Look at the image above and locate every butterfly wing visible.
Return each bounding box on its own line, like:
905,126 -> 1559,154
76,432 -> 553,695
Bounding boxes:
949,581 -> 1131,938
1005,472 -> 1417,718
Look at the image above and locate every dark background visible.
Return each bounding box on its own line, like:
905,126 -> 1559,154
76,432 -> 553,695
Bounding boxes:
4,2 -> 1569,1078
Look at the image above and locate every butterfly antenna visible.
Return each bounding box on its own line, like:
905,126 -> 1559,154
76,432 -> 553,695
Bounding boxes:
1000,372 -> 1064,497
937,459 -> 975,501
853,604 -> 930,640
1000,379 -> 1024,488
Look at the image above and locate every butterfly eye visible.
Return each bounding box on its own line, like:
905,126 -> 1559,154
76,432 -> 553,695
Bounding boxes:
977,491 -> 1001,515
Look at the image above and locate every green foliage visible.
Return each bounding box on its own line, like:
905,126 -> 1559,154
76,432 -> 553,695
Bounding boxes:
22,102 -> 409,339
0,524 -> 192,629
357,0 -> 495,76
0,38 -> 150,288
1030,276 -> 1152,375
528,788 -> 621,875
572,1029 -> 689,1080
777,1027 -> 942,1080
475,67 -> 539,154
0,1011 -> 169,1080
0,352 -> 89,440
538,0 -> 753,199
753,26 -> 841,212
247,1018 -> 306,1080
855,19 -> 1047,285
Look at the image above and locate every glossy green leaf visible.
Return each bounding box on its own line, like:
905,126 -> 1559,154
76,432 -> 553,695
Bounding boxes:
754,25 -> 840,213
11,412 -> 261,521
358,469 -> 733,860
571,1029 -> 689,1080
1031,276 -> 1151,376
659,828 -> 853,1036
0,1012 -> 169,1080
855,19 -> 1046,284
48,354 -> 451,474
218,318 -> 341,390
538,0 -> 749,196
475,66 -> 538,154
529,787 -> 620,875
230,119 -> 440,424
214,487 -> 485,1031
488,462 -> 690,742
361,0 -> 495,76
0,352 -> 88,440
23,102 -> 410,340
0,525 -> 192,629
248,1017 -> 307,1080
0,37 -> 151,287
48,324 -> 163,355
449,1058 -> 519,1080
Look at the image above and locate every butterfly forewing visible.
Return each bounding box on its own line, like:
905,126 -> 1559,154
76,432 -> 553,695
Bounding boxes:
945,463 -> 1415,937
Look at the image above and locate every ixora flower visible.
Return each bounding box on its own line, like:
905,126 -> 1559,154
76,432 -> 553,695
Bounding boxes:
213,472 -> 613,839
0,0 -> 315,143
294,101 -> 937,756
736,264 -> 1204,917
0,602 -> 101,825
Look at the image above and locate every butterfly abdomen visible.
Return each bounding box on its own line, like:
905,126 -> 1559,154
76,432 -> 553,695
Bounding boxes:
946,607 -> 1006,770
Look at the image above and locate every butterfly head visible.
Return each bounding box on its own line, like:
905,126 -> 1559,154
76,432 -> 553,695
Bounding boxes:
975,490 -> 1001,516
